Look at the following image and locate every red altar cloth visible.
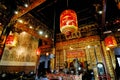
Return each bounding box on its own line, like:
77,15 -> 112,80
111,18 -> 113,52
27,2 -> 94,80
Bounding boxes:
47,73 -> 82,80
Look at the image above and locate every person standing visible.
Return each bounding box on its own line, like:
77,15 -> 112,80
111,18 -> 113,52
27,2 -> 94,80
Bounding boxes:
36,53 -> 54,80
44,52 -> 51,73
38,54 -> 46,77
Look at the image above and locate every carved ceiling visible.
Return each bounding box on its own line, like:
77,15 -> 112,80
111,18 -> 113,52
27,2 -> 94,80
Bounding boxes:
0,0 -> 120,42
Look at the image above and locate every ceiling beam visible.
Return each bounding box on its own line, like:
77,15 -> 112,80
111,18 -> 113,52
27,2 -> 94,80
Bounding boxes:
14,22 -> 52,43
10,0 -> 46,22
8,0 -> 53,43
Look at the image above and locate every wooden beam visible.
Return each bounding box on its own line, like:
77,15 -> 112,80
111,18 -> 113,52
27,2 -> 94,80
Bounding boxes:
10,0 -> 46,22
39,45 -> 51,49
10,0 -> 53,43
14,22 -> 52,43
101,0 -> 106,27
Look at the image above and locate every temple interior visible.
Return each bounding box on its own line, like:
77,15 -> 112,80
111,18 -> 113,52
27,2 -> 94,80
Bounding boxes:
0,0 -> 120,80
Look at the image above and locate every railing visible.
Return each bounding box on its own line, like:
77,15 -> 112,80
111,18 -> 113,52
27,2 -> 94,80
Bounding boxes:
98,74 -> 111,80
0,71 -> 35,80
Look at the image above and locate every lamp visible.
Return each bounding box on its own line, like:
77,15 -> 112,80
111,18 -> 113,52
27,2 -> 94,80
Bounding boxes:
36,48 -> 41,56
5,32 -> 17,47
60,9 -> 78,35
117,2 -> 120,9
60,0 -> 78,35
104,35 -> 117,48
115,0 -> 120,9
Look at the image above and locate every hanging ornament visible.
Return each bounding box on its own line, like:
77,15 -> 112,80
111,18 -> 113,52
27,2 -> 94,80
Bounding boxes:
104,35 -> 117,48
115,0 -> 120,9
60,9 -> 78,35
117,2 -> 120,9
36,48 -> 41,56
5,33 -> 17,47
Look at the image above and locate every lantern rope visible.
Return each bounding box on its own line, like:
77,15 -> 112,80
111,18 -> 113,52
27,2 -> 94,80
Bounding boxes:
67,0 -> 68,8
53,2 -> 56,48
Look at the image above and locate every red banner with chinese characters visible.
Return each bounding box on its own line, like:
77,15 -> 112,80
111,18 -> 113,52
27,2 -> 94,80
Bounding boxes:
67,50 -> 85,58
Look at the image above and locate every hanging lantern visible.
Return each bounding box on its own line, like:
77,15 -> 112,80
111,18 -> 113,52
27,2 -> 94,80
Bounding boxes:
115,0 -> 120,10
60,9 -> 78,35
5,34 -> 17,47
36,48 -> 41,56
117,2 -> 120,9
104,36 -> 117,48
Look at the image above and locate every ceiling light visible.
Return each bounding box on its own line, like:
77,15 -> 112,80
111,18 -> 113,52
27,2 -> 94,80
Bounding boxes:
98,10 -> 102,14
24,3 -> 28,8
45,34 -> 48,38
17,19 -> 23,23
39,30 -> 43,35
29,26 -> 33,29
103,30 -> 112,34
118,28 -> 120,31
14,11 -> 18,14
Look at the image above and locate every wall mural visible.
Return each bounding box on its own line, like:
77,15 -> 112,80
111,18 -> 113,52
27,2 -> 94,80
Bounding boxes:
0,32 -> 39,66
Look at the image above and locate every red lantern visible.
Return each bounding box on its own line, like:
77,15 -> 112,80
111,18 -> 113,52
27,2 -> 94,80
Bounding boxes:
104,36 -> 117,48
36,48 -> 41,55
5,34 -> 17,46
60,9 -> 78,35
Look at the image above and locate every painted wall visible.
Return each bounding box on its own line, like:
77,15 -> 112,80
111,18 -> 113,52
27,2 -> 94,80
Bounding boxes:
0,32 -> 39,66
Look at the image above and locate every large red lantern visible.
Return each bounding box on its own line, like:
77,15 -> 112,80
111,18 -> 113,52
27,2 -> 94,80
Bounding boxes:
60,9 -> 78,35
104,36 -> 117,48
